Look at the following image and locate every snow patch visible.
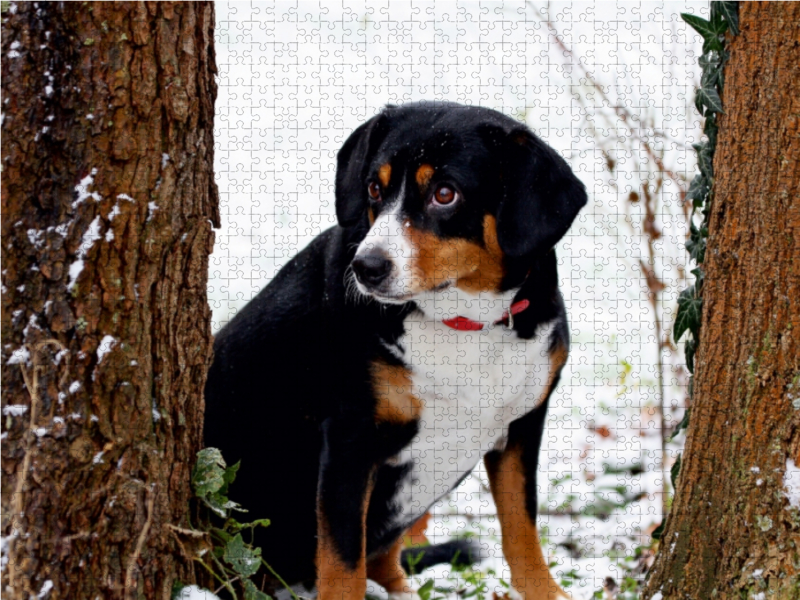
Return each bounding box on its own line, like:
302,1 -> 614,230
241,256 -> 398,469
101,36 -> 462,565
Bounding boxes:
783,458 -> 800,509
68,216 -> 103,290
6,346 -> 30,366
750,466 -> 760,474
68,381 -> 81,394
2,405 -> 28,417
27,229 -> 45,248
117,193 -> 134,202
105,229 -> 114,242
175,585 -> 222,600
108,205 -> 121,220
147,202 -> 159,222
72,169 -> 101,208
97,336 -> 117,363
161,153 -> 170,168
37,580 -> 54,599
92,451 -> 104,465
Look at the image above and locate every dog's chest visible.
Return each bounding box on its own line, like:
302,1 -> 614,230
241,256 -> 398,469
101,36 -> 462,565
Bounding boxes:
385,313 -> 555,527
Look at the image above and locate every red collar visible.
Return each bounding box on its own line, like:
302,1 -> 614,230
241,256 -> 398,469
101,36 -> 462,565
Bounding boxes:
441,299 -> 530,331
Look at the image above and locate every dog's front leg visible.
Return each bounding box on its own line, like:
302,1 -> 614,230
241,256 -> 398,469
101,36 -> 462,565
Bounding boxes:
316,417 -> 376,600
485,442 -> 571,600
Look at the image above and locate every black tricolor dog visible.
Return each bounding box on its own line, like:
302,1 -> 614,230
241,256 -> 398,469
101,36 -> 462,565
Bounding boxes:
205,102 -> 587,600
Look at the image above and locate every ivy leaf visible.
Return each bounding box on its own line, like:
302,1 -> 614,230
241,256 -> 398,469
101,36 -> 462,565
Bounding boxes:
686,175 -> 709,210
684,337 -> 697,373
224,534 -> 262,578
681,13 -> 726,52
670,453 -> 683,488
714,1 -> 739,36
244,580 -> 272,600
192,448 -> 227,498
674,285 -> 702,342
696,84 -> 724,116
651,519 -> 665,541
685,222 -> 706,263
669,409 -> 691,441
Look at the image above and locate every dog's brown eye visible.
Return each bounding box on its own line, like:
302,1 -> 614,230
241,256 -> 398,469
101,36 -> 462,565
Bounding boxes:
367,181 -> 381,201
433,185 -> 457,205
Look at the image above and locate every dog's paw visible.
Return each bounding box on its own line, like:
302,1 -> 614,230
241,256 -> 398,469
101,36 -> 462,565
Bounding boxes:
388,591 -> 421,600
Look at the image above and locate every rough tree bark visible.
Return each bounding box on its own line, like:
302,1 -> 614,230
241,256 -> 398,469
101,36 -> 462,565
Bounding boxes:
645,4 -> 800,600
1,3 -> 218,599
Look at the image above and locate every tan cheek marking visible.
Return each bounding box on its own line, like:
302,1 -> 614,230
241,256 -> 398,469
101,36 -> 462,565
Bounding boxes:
378,163 -> 392,187
485,446 -> 571,600
404,215 -> 506,294
368,206 -> 375,226
416,164 -> 435,189
371,360 -> 422,423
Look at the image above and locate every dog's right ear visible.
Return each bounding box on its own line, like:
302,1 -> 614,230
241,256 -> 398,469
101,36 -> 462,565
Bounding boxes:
335,114 -> 389,227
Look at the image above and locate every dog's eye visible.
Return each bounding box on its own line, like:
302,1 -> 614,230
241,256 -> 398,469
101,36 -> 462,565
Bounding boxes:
433,185 -> 458,206
367,181 -> 382,201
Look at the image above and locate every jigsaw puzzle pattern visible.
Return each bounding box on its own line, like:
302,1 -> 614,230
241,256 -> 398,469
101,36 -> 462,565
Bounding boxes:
209,2 -> 707,597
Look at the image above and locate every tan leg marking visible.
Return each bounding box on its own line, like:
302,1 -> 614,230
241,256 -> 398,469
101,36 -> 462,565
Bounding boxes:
316,479 -> 374,600
485,446 -> 571,600
367,536 -> 413,595
371,360 -> 423,423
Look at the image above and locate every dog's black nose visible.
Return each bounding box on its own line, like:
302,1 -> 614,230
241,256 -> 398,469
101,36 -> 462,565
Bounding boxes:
352,253 -> 392,286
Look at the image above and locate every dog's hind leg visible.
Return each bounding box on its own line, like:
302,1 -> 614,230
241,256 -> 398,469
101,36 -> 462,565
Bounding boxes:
367,536 -> 418,600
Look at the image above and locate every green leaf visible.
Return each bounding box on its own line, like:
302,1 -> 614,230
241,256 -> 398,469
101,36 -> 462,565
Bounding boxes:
224,534 -> 262,578
192,448 -> 227,498
418,579 -> 435,600
681,13 -> 726,52
222,461 -> 241,489
668,409 -> 691,441
685,222 -> 706,263
697,84 -> 724,115
670,453 -> 683,488
686,175 -> 709,210
244,580 -> 272,600
674,286 -> 703,342
713,1 -> 739,35
684,336 -> 697,373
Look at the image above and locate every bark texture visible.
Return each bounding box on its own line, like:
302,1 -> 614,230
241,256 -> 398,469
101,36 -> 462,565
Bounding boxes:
1,3 -> 218,599
645,4 -> 800,599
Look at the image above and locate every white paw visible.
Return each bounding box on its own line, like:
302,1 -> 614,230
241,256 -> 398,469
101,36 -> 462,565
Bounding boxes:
388,591 -> 421,600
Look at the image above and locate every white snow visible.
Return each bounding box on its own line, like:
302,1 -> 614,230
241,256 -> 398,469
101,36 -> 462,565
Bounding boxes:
37,580 -> 54,599
27,229 -> 45,248
161,153 -> 170,168
108,205 -> 121,220
92,451 -> 104,465
147,202 -> 159,222
2,405 -> 28,417
34,427 -> 47,438
783,458 -> 800,509
750,466 -> 760,474
67,216 -> 103,290
44,85 -> 53,97
117,193 -> 134,202
97,336 -> 117,363
105,229 -> 114,242
85,113 -> 94,120
68,381 -> 81,394
6,346 -> 30,365
72,169 -> 101,208
175,585 -> 221,600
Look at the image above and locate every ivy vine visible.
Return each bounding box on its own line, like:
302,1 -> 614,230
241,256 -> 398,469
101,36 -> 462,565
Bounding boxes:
653,1 -> 739,541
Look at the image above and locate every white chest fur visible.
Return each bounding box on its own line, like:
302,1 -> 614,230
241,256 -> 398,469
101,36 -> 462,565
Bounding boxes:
386,289 -> 556,527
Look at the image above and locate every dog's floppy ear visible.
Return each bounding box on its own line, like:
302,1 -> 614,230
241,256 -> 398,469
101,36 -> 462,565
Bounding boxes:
489,127 -> 588,258
335,113 -> 389,227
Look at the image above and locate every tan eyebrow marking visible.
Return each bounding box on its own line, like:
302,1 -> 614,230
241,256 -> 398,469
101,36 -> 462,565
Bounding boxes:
378,163 -> 392,187
416,164 -> 435,189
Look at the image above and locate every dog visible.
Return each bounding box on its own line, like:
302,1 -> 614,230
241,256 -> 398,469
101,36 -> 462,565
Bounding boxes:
204,101 -> 587,600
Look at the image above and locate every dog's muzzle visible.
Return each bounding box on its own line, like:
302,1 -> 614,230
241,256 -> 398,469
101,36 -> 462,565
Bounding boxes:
351,251 -> 393,288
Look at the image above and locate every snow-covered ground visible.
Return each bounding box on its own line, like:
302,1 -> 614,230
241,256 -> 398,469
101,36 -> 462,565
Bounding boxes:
209,2 -> 707,597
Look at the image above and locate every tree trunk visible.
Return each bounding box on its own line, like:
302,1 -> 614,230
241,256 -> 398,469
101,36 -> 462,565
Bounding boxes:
1,3 -> 218,599
645,3 -> 800,599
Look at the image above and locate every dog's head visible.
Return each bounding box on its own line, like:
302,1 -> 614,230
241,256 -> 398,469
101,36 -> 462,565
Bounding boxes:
337,102 -> 587,304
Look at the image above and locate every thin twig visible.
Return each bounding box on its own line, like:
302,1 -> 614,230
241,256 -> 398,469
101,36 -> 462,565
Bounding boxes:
124,484 -> 156,600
